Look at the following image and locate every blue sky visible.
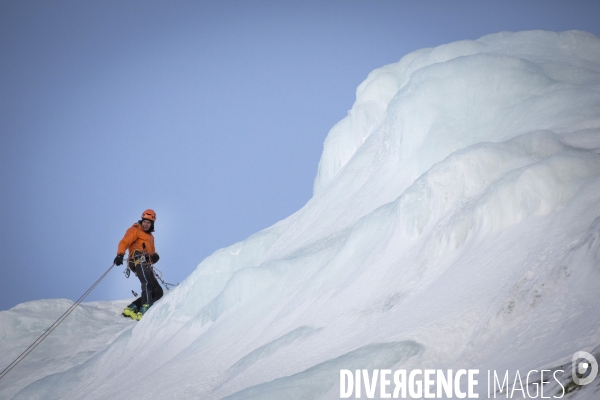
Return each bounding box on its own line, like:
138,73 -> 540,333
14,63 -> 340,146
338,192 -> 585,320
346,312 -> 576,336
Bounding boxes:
1,1 -> 599,311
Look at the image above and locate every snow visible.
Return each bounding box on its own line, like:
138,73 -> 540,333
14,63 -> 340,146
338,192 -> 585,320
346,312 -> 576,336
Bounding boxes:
2,30 -> 600,399
0,299 -> 133,399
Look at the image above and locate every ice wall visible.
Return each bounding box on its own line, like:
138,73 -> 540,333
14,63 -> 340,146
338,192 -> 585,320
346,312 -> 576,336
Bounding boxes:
6,30 -> 600,399
314,30 -> 600,197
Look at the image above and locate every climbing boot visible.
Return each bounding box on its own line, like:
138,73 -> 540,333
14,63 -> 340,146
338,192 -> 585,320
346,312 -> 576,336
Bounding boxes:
136,303 -> 150,321
122,304 -> 138,320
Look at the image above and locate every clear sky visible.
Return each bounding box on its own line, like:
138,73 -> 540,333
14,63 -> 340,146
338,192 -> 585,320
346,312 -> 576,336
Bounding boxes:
1,1 -> 599,311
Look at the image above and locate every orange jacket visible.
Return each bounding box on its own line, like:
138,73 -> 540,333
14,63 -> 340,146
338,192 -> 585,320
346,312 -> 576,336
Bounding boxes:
117,223 -> 156,258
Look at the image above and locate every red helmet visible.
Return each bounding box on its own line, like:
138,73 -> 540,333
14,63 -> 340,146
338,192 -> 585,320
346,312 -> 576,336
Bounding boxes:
141,209 -> 156,221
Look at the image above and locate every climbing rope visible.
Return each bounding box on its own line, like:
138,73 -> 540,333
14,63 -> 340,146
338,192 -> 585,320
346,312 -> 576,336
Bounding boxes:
151,265 -> 178,290
0,262 -> 117,382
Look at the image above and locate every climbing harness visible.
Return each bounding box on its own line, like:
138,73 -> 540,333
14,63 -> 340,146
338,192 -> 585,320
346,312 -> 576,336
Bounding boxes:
0,262 -> 117,382
125,246 -> 178,291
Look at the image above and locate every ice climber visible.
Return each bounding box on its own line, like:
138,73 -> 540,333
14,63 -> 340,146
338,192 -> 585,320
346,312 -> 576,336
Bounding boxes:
114,209 -> 163,320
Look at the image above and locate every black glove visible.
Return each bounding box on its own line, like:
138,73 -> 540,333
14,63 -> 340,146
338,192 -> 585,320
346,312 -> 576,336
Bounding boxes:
114,254 -> 124,266
150,253 -> 160,263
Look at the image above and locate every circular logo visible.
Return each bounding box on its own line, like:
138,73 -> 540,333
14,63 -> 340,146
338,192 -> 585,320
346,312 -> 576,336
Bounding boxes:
572,351 -> 598,385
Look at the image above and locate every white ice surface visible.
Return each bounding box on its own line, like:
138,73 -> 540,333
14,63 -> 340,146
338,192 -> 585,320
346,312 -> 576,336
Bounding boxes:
2,30 -> 600,399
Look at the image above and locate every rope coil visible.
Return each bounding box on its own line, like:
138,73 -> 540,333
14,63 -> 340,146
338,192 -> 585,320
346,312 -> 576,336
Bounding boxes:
151,266 -> 178,290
